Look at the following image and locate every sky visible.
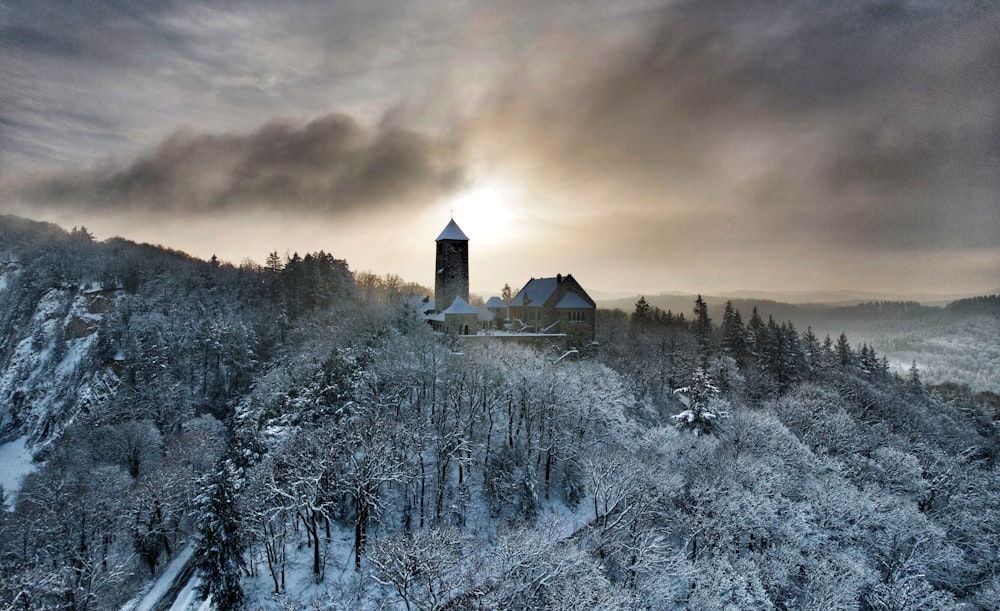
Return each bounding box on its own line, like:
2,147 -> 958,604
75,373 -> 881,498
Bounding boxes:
1,0 -> 998,298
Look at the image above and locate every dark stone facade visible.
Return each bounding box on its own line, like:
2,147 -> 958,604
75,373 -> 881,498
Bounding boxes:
434,221 -> 469,310
508,274 -> 596,347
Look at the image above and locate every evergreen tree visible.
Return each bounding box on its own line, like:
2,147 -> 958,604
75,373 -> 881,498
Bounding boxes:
672,367 -> 727,436
908,360 -> 926,396
746,307 -> 764,357
835,333 -> 854,367
631,296 -> 651,329
817,334 -> 837,371
801,327 -> 820,374
859,343 -> 880,377
196,457 -> 246,609
264,251 -> 283,275
760,316 -> 783,387
501,283 -> 513,304
720,301 -> 748,366
692,295 -> 712,362
778,322 -> 806,392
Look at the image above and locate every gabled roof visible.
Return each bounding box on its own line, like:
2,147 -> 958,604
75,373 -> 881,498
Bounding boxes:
509,277 -> 558,306
435,219 -> 469,241
477,305 -> 495,321
407,295 -> 435,312
555,292 -> 594,309
443,296 -> 478,315
484,296 -> 508,309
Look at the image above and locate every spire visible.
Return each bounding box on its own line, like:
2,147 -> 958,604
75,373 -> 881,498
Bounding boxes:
435,219 -> 469,241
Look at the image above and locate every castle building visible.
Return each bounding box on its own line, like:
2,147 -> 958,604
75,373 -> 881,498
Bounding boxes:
429,219 -> 596,346
508,274 -> 596,346
434,219 -> 470,311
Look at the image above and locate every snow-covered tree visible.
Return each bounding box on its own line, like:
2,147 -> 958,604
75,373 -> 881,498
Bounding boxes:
672,367 -> 728,436
195,458 -> 246,609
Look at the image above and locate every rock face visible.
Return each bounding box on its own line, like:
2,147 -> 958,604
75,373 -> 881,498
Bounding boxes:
0,286 -> 117,445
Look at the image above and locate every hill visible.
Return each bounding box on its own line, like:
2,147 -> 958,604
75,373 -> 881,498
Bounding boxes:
601,293 -> 1000,394
0,214 -> 997,610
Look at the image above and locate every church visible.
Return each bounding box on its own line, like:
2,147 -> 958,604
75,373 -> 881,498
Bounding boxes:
425,219 -> 596,347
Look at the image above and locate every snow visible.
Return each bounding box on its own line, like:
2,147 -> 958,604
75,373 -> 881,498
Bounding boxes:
124,544 -> 196,611
55,336 -> 94,377
0,436 -> 35,507
554,291 -> 593,309
442,296 -> 479,315
509,277 -> 558,306
435,219 -> 469,241
166,576 -> 211,611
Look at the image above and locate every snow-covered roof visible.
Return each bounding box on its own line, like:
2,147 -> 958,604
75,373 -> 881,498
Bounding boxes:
484,296 -> 508,309
407,295 -> 435,312
435,219 -> 469,241
555,292 -> 594,309
443,296 -> 479,315
426,312 -> 446,322
509,277 -> 559,306
477,305 -> 495,321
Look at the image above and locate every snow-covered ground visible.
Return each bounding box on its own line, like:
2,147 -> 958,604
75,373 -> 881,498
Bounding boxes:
0,436 -> 35,508
122,544 -> 197,611
169,576 -> 211,611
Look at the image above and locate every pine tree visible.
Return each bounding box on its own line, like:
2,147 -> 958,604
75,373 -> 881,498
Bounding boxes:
835,333 -> 854,367
818,334 -> 836,370
859,344 -> 880,377
801,327 -> 820,374
908,360 -> 926,396
778,322 -> 806,392
692,295 -> 712,362
672,367 -> 727,436
196,458 -> 246,609
501,283 -> 513,304
720,301 -> 748,366
265,251 -> 283,275
746,307 -> 764,357
632,296 -> 651,329
758,316 -> 788,391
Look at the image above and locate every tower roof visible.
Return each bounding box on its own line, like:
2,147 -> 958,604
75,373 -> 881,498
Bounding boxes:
443,296 -> 479,315
435,219 -> 469,241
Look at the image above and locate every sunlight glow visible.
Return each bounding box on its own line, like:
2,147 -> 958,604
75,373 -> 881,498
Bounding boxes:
451,187 -> 514,244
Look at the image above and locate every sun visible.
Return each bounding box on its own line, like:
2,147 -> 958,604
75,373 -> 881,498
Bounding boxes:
451,187 -> 513,244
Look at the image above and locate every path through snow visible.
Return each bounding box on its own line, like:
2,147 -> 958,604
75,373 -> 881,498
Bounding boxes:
0,436 -> 35,507
123,544 -> 198,611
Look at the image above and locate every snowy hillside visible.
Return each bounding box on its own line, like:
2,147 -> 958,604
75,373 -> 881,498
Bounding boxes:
0,285 -> 116,445
0,215 -> 997,610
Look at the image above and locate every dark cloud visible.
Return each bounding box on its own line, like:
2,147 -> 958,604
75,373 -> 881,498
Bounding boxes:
467,0 -> 999,253
10,114 -> 465,216
1,0 -> 997,292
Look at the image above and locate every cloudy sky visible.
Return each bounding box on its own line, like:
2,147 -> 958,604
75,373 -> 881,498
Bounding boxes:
1,0 -> 997,298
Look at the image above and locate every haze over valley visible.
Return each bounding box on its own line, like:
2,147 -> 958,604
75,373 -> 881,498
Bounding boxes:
1,1 -> 999,609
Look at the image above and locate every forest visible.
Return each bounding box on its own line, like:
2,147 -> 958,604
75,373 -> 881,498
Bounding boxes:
0,214 -> 998,610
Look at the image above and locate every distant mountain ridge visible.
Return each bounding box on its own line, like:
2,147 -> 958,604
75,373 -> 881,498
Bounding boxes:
598,289 -> 995,312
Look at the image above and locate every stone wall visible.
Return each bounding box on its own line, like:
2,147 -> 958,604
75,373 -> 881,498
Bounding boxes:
435,239 -> 469,309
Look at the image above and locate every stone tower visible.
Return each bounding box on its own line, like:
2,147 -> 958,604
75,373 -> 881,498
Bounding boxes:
435,219 -> 469,311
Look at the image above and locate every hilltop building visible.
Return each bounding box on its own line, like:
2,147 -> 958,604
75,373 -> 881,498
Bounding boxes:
428,219 -> 596,346
508,274 -> 596,347
434,219 -> 469,310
